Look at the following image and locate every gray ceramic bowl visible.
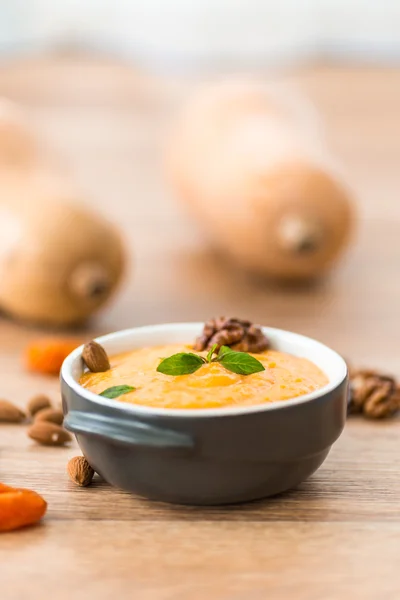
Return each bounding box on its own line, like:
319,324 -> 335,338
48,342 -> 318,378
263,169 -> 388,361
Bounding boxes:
61,323 -> 348,505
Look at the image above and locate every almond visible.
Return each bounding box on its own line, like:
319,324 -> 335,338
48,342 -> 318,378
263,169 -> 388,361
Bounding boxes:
28,422 -> 71,446
0,399 -> 26,423
34,407 -> 64,426
82,340 -> 110,372
27,394 -> 52,417
67,456 -> 95,487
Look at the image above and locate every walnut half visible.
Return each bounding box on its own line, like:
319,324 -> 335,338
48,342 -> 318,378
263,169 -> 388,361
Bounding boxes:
348,368 -> 400,419
194,317 -> 269,354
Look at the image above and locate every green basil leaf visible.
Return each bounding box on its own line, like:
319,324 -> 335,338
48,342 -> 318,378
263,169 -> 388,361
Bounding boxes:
100,385 -> 136,399
218,351 -> 265,376
157,353 -> 204,376
206,344 -> 218,363
217,345 -> 235,360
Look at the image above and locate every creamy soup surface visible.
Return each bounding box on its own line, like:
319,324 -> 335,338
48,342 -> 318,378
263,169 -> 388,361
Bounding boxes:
80,344 -> 329,409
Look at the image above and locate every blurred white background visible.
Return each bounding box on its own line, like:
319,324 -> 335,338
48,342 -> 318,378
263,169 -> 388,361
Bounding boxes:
1,1 -> 400,68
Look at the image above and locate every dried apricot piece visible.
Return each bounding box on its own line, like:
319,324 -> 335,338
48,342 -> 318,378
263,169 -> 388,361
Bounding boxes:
0,483 -> 47,532
25,339 -> 81,375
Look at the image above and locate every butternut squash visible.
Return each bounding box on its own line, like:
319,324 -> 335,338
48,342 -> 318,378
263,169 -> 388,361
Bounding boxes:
167,80 -> 355,280
0,100 -> 126,327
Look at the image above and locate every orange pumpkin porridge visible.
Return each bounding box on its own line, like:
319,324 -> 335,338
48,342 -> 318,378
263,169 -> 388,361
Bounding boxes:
80,343 -> 328,410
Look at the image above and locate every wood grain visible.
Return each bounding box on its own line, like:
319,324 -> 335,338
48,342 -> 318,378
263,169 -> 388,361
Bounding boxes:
2,521 -> 400,600
0,56 -> 400,599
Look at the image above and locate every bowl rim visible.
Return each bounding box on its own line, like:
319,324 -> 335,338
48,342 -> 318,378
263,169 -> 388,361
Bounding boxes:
61,322 -> 348,418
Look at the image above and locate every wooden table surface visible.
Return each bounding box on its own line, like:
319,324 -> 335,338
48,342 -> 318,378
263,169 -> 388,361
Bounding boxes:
1,56 -> 400,599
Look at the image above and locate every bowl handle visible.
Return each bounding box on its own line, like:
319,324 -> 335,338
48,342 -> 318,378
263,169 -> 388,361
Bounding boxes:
64,410 -> 194,453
